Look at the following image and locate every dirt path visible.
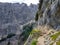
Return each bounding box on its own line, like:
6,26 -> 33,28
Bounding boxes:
37,29 -> 53,45
37,36 -> 45,45
36,25 -> 57,45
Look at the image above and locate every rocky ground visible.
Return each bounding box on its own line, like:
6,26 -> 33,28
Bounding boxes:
24,25 -> 60,45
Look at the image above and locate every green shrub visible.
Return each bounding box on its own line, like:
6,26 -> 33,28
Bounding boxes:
31,39 -> 37,45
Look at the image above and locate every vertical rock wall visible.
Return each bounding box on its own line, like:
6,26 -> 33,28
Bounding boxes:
38,0 -> 60,29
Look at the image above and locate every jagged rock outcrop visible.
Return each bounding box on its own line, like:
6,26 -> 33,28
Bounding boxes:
36,0 -> 60,29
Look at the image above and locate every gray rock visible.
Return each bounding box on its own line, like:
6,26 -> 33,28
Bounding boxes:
0,3 -> 38,45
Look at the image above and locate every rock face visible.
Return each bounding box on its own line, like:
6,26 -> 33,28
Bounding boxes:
37,0 -> 60,29
0,3 -> 38,45
24,0 -> 60,45
33,0 -> 60,45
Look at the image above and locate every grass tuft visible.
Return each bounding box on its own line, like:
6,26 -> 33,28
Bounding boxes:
31,39 -> 37,45
50,32 -> 60,41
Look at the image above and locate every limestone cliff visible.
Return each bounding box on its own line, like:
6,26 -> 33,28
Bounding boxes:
35,0 -> 60,30
25,0 -> 60,45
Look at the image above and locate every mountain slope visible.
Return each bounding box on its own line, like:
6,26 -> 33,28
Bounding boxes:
0,3 -> 38,45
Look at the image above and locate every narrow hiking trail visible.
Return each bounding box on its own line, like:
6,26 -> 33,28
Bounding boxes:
37,36 -> 45,45
37,26 -> 56,45
37,30 -> 53,45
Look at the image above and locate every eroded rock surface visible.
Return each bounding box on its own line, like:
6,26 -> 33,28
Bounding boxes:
0,3 -> 38,45
37,0 -> 60,29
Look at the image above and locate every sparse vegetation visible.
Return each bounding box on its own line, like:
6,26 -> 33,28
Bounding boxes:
21,24 -> 33,40
24,28 -> 41,45
50,32 -> 60,40
30,28 -> 41,39
30,29 -> 41,35
56,40 -> 60,45
31,39 -> 37,45
50,43 -> 53,45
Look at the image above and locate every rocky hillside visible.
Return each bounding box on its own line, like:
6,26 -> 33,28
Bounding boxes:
1,0 -> 60,45
35,0 -> 60,29
25,0 -> 60,45
0,3 -> 38,45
